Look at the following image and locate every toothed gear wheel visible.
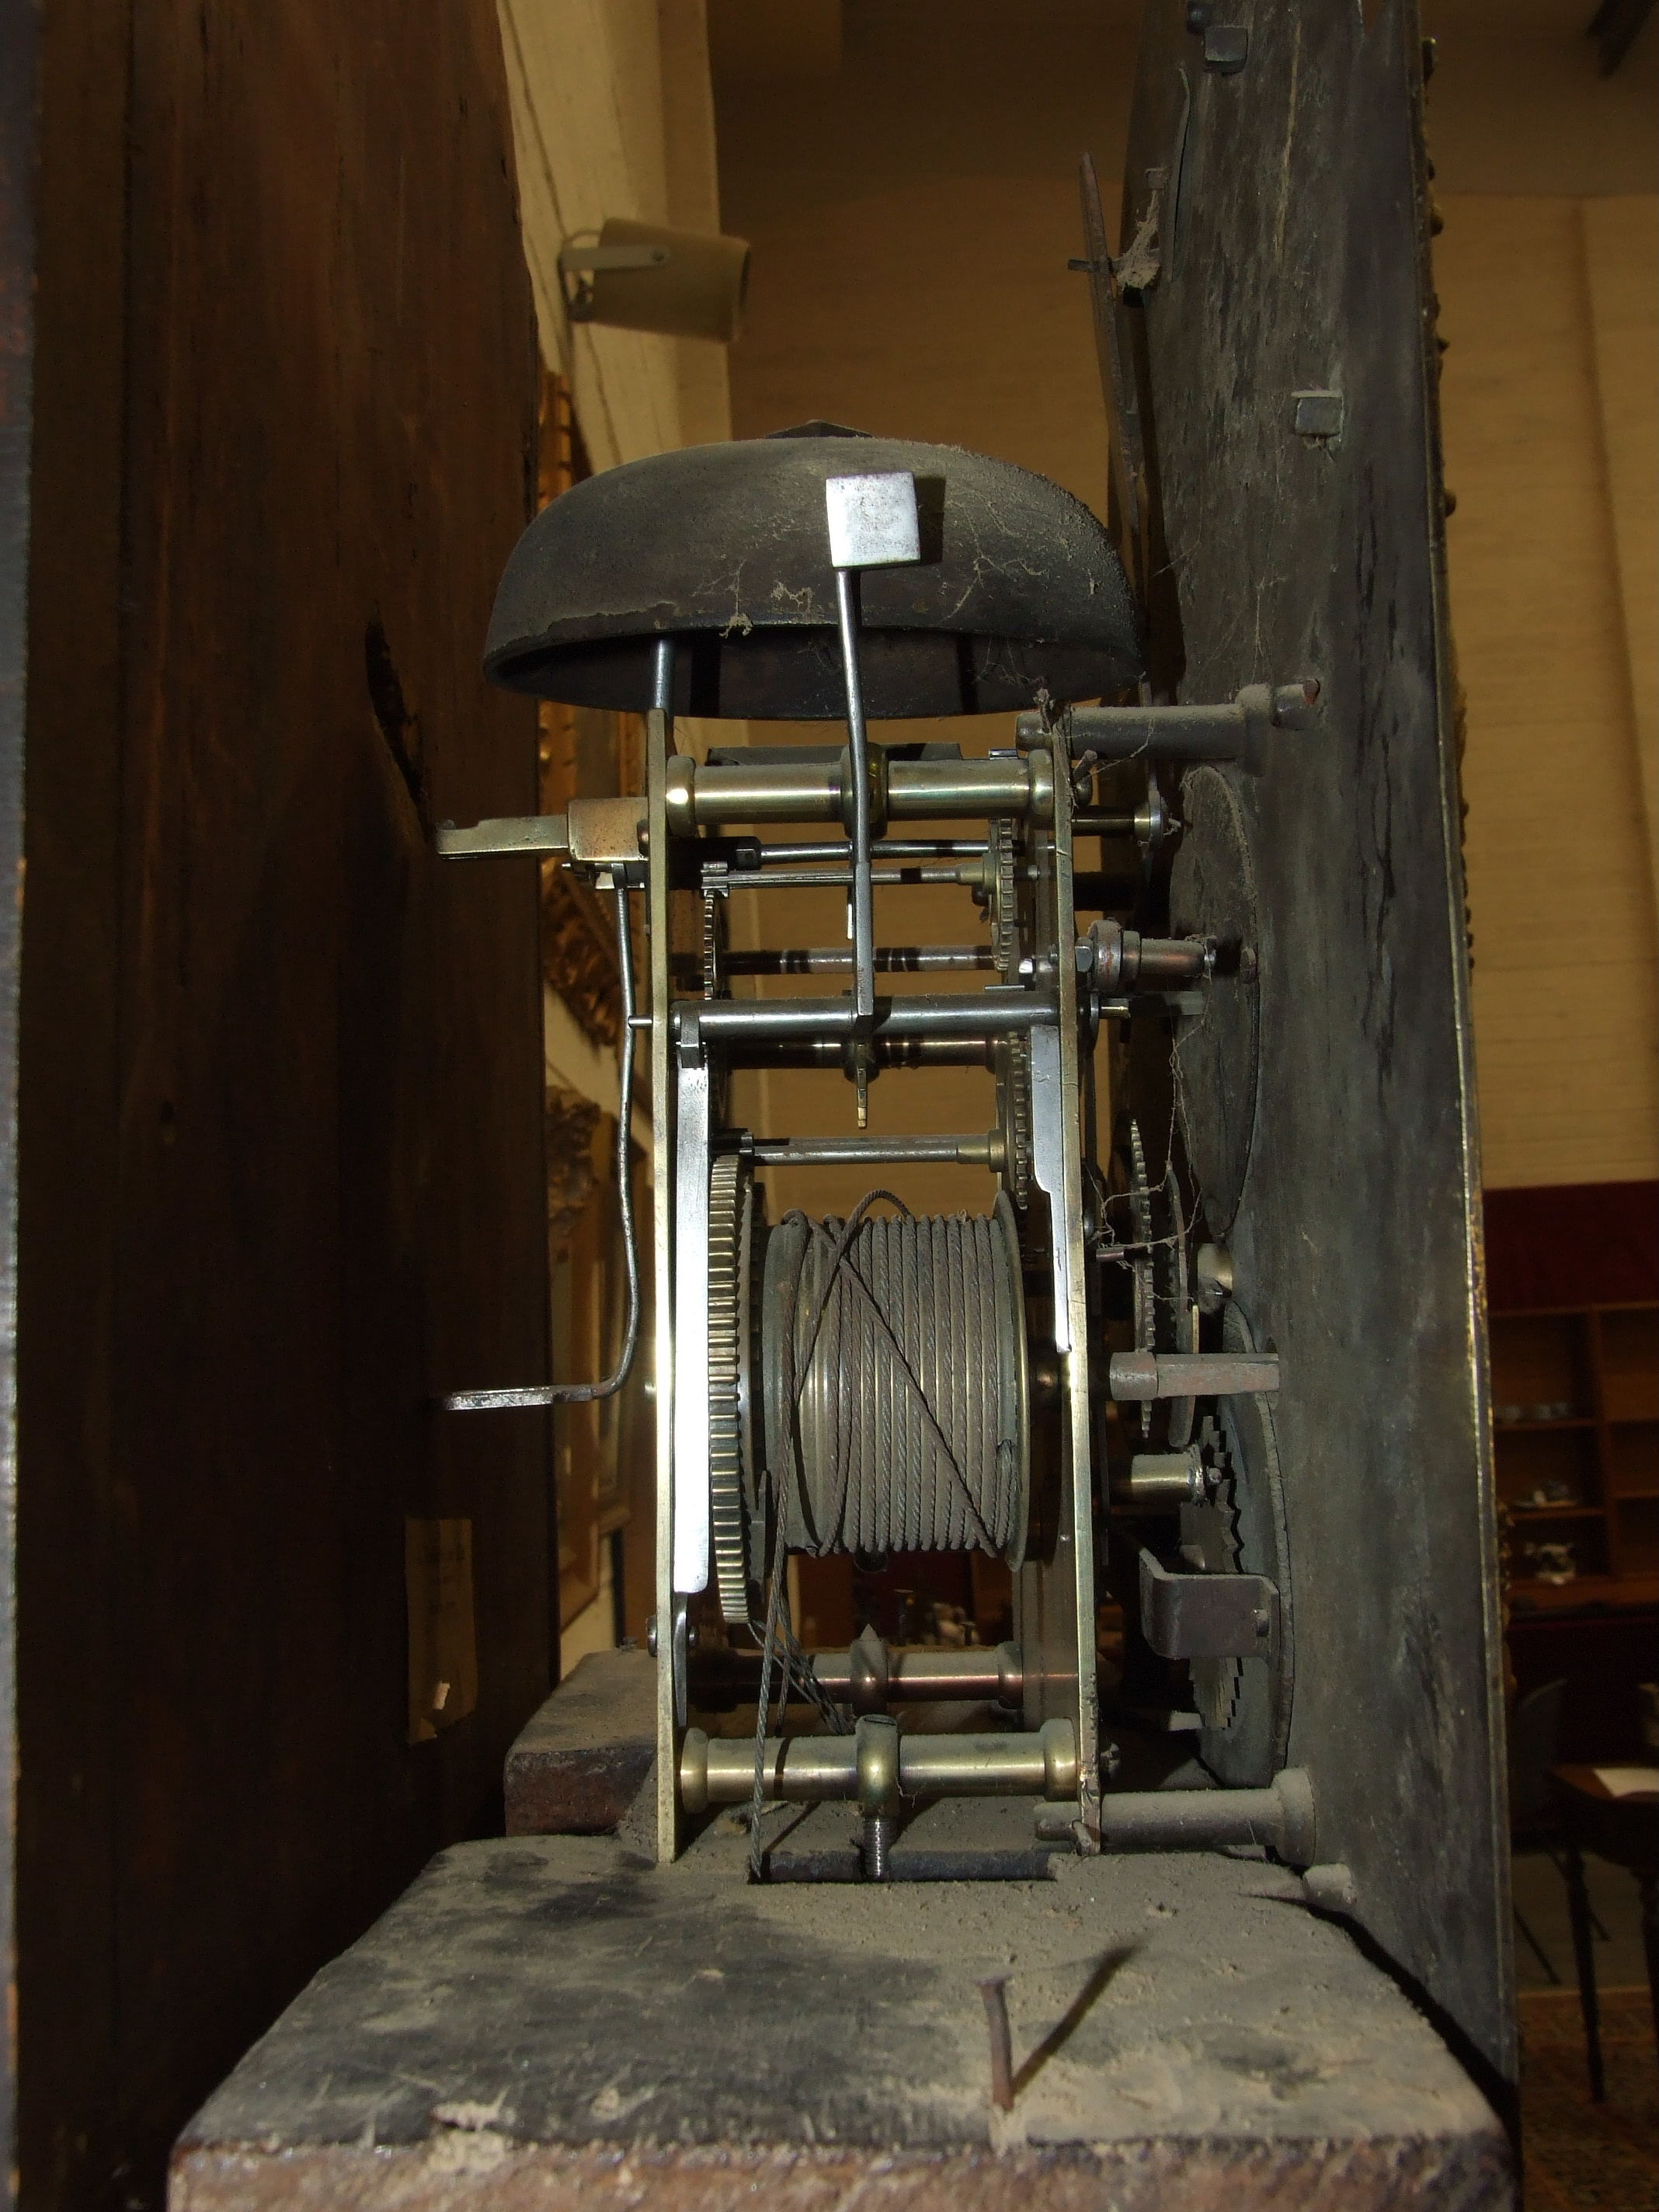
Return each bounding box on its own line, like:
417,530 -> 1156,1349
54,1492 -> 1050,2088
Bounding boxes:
1128,1120 -> 1156,1437
1158,1163 -> 1195,1449
707,1153 -> 753,1622
988,817 -> 1020,978
996,1033 -> 1034,1209
701,892 -> 726,1000
1184,1412 -> 1243,1731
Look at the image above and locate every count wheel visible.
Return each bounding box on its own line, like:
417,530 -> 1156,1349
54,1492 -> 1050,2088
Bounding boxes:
707,1154 -> 761,1623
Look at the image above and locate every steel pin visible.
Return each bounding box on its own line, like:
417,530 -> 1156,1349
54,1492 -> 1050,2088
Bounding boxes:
977,1975 -> 1015,2111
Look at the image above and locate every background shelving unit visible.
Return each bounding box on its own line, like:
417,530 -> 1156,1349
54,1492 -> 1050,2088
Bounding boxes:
1491,1299 -> 1659,1611
1487,1181 -> 1658,1761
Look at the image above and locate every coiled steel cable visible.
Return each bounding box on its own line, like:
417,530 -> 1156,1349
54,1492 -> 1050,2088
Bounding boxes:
763,1194 -> 1027,1563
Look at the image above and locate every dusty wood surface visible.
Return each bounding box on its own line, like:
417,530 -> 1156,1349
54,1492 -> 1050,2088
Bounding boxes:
171,1831 -> 1511,2210
505,1651 -> 656,1835
18,3 -> 548,2203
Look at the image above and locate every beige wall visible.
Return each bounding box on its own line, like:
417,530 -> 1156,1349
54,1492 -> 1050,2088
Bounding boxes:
715,0 -> 1139,1217
494,0 -> 735,1101
491,2 -> 737,1662
1438,196 -> 1657,1188
496,0 -> 732,462
1583,197 -> 1659,927
716,0 -> 1132,489
1421,2 -> 1657,195
492,2 -> 1657,1197
713,2 -> 1658,1198
1427,4 -> 1657,1187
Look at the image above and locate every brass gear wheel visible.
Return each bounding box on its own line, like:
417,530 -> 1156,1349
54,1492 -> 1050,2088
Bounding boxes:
701,891 -> 726,1000
1128,1119 -> 1156,1438
1103,1121 -> 1196,1445
1158,1160 -> 1195,1449
707,1153 -> 753,1622
995,1033 -> 1034,1209
987,816 -> 1020,978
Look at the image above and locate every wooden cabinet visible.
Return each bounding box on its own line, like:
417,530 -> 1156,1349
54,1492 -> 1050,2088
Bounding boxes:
1484,1181 -> 1658,1617
1492,1300 -> 1659,1612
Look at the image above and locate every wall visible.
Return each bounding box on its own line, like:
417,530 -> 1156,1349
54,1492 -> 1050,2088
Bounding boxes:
18,4 -> 550,2203
492,3 -> 735,1661
714,0 -> 1141,1221
716,0 -> 1132,500
1425,1 -> 1657,1187
498,0 -> 732,463
713,1 -> 1659,1198
1435,194 -> 1658,1187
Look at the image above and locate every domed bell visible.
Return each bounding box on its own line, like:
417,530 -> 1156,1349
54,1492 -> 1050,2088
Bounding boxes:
483,426 -> 1144,722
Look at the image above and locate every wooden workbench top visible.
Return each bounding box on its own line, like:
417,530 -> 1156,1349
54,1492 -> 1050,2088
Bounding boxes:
170,1825 -> 1511,2210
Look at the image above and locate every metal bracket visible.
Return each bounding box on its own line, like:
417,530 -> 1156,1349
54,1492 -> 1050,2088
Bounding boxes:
1139,1547 -> 1278,1659
559,243 -> 671,275
434,812 -> 569,859
433,795 -> 645,868
558,238 -> 673,324
1108,1348 -> 1279,1400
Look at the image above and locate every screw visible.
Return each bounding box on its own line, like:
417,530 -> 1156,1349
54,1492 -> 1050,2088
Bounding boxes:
862,1813 -> 896,1882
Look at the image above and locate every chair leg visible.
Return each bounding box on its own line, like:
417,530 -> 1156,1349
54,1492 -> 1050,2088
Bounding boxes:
1547,1845 -> 1609,1942
1638,1870 -> 1658,2056
1563,1838 -> 1604,2101
1514,1906 -> 1561,1984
